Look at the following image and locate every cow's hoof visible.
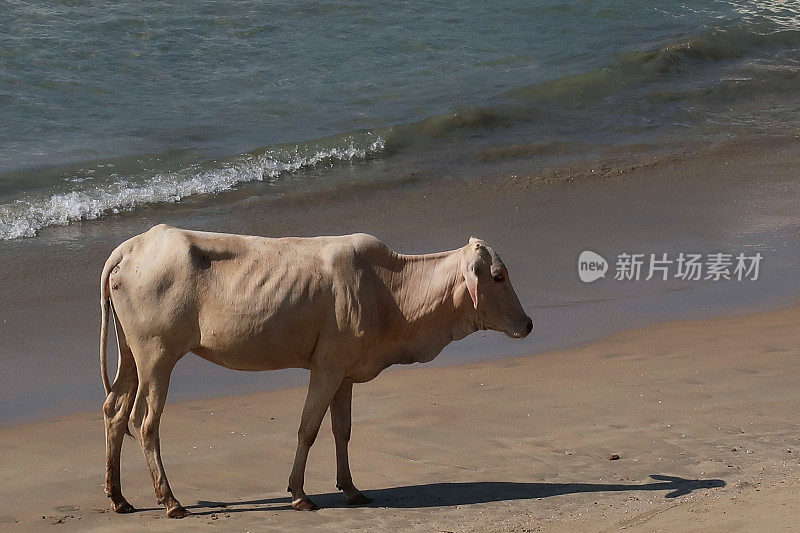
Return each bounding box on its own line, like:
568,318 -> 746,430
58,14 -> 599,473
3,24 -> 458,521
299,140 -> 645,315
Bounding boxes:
346,493 -> 373,506
167,505 -> 189,519
291,498 -> 318,511
112,500 -> 136,514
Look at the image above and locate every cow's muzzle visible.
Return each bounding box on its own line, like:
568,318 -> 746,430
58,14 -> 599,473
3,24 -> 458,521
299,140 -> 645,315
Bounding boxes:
509,316 -> 534,339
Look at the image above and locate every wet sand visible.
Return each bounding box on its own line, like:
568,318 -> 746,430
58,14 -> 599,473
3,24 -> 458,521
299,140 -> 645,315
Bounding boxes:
1,135 -> 799,425
2,303 -> 800,531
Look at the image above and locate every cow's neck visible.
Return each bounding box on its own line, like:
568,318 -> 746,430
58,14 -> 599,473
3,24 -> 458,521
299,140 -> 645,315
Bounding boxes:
386,249 -> 476,364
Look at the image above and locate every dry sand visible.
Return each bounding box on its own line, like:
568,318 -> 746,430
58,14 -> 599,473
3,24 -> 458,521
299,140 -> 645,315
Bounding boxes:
2,303 -> 800,531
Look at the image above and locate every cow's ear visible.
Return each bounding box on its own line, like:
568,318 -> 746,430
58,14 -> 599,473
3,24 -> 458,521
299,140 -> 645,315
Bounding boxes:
464,262 -> 480,310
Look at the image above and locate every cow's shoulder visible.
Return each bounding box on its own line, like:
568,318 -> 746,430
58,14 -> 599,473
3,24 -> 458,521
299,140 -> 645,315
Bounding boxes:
319,234 -> 392,338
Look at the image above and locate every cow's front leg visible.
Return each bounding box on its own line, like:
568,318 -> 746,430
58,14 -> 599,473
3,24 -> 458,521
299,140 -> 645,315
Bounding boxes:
288,365 -> 344,510
330,380 -> 371,505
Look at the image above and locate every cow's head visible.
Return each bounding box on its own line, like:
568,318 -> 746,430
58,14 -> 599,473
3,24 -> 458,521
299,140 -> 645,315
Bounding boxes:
460,237 -> 533,338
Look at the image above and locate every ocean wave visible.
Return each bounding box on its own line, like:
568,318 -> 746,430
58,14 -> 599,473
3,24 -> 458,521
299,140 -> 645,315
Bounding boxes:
644,67 -> 800,104
0,134 -> 384,240
627,26 -> 800,73
504,24 -> 800,102
383,106 -> 508,150
379,23 -> 800,148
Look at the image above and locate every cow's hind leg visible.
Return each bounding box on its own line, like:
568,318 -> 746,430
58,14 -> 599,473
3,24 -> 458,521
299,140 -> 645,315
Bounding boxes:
103,321 -> 138,513
130,348 -> 187,518
330,380 -> 371,505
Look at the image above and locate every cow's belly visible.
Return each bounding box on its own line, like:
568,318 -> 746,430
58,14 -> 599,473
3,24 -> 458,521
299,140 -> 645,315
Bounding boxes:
192,343 -> 310,371
193,307 -> 322,371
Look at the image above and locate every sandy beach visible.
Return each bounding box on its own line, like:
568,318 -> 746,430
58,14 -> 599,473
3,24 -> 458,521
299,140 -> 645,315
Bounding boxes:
0,136 -> 799,533
2,301 -> 799,531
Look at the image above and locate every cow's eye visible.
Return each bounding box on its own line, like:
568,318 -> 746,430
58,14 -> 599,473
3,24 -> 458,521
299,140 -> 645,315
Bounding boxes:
493,274 -> 504,283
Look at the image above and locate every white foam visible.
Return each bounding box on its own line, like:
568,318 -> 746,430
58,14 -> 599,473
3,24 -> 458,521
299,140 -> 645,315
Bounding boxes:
0,135 -> 384,240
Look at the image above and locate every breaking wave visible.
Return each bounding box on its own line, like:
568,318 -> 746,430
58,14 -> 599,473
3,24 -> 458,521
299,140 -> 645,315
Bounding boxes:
0,134 -> 384,240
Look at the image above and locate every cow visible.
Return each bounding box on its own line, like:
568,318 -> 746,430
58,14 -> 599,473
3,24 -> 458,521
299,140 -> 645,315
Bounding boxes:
100,224 -> 533,518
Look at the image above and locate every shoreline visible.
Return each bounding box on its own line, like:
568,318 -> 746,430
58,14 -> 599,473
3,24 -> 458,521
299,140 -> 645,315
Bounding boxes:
1,134 -> 800,426
2,301 -> 799,530
5,298 -> 800,434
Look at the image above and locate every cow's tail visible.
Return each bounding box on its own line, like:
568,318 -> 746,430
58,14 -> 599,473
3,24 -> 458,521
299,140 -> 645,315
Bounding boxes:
100,249 -> 122,397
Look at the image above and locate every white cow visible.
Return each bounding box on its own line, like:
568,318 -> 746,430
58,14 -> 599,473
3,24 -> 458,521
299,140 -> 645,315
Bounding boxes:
100,224 -> 532,517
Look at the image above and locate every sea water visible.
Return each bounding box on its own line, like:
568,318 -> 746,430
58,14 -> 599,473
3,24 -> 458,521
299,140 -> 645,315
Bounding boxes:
2,0 -> 800,239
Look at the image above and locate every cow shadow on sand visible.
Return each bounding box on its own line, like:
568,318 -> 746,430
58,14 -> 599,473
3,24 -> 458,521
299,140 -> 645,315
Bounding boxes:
181,475 -> 724,516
